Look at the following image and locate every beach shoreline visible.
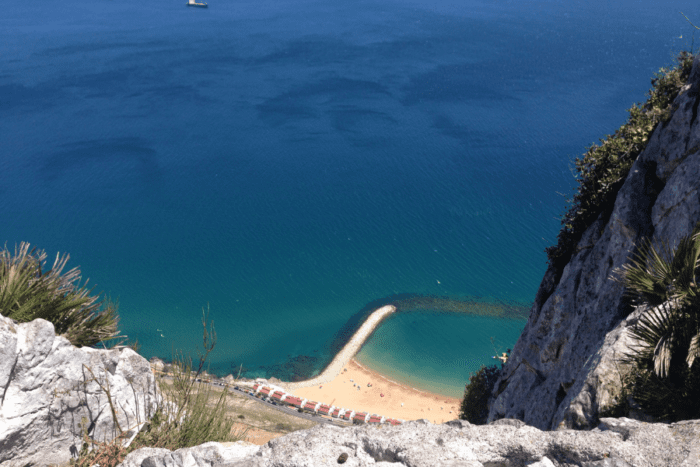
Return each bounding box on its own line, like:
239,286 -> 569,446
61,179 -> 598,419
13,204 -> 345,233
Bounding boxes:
281,304 -> 397,391
289,358 -> 462,424
267,304 -> 462,423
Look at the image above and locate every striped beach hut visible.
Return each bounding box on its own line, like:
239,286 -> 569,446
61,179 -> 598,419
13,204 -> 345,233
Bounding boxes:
341,410 -> 355,421
330,407 -> 342,418
317,404 -> 333,416
283,396 -> 304,408
252,383 -> 261,394
258,386 -> 272,398
353,412 -> 369,424
384,418 -> 403,426
368,414 -> 384,424
270,391 -> 287,403
302,400 -> 320,413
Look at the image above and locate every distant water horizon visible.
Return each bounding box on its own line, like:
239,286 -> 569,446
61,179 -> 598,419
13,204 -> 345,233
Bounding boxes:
2,0 -> 697,398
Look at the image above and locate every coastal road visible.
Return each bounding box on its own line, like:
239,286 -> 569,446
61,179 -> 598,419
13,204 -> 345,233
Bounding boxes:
157,373 -> 349,428
226,385 -> 351,427
153,305 -> 398,428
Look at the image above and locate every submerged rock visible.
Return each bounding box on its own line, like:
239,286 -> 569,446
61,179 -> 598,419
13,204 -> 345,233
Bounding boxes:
0,314 -> 158,467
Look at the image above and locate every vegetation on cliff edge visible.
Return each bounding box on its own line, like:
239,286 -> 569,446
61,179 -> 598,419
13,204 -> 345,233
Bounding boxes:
0,242 -> 121,347
609,221 -> 700,422
70,309 -> 249,467
546,50 -> 695,270
459,363 -> 502,424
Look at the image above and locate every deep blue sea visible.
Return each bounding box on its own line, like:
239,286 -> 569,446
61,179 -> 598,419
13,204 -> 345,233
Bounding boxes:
2,0 -> 697,397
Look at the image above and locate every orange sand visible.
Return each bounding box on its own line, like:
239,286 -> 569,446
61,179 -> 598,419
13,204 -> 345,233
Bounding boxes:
291,359 -> 461,425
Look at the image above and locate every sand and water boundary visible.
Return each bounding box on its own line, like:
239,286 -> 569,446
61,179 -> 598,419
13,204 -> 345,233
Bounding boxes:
279,304 -> 397,391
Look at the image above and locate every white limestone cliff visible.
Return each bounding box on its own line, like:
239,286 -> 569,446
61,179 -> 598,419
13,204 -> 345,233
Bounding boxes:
119,418 -> 700,467
488,54 -> 700,430
0,314 -> 158,467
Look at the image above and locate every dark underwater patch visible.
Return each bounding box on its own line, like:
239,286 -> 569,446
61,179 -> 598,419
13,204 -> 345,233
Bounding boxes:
37,138 -> 162,191
0,83 -> 62,112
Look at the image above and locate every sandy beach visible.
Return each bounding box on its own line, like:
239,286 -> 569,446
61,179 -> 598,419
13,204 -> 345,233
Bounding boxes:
276,304 -> 462,424
291,359 -> 461,425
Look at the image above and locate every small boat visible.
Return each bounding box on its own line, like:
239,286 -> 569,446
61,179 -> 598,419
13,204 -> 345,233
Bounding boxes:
186,0 -> 208,7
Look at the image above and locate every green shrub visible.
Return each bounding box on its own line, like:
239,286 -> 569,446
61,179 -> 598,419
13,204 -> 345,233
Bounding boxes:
71,309 -> 248,466
630,364 -> 700,421
459,364 -> 501,424
546,51 -> 695,269
0,242 -> 121,347
130,308 -> 247,450
610,222 -> 700,421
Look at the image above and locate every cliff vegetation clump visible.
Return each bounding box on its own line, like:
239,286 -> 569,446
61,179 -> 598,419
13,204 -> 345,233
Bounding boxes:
0,242 -> 247,466
459,362 -> 503,424
0,242 -> 121,347
546,50 -> 695,271
610,222 -> 700,422
71,311 -> 249,467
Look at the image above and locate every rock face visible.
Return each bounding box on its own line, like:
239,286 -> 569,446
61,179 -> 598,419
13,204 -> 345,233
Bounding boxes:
119,441 -> 261,467
488,54 -> 700,430
119,418 -> 700,467
0,314 -> 158,467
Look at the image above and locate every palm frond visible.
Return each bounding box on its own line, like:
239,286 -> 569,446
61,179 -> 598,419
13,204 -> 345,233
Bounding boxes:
612,222 -> 700,307
668,230 -> 700,296
687,334 -> 700,369
611,239 -> 674,307
653,335 -> 673,378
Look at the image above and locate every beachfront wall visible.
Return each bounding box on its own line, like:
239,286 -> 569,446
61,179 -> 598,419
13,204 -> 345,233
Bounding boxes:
353,412 -> 369,424
302,401 -> 321,413
271,391 -> 287,403
250,385 -> 401,425
368,415 -> 384,424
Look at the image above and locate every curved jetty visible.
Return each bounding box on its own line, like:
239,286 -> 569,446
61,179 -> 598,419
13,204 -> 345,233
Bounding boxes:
280,304 -> 396,391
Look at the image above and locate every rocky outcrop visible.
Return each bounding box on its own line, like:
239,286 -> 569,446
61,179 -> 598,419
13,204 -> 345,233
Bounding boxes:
488,55 -> 700,430
119,441 -> 261,467
0,314 -> 158,467
119,418 -> 700,467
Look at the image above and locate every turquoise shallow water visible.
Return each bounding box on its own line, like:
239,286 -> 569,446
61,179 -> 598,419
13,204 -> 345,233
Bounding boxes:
355,307 -> 527,398
1,0 -> 697,397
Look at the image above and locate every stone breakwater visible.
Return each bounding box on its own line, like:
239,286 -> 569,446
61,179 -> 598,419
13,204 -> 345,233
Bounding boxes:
280,305 -> 396,392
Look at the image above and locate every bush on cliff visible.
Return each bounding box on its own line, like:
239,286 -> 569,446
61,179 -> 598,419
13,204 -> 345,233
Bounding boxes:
459,364 -> 501,424
0,242 -> 121,347
611,221 -> 700,421
72,309 -> 248,467
546,50 -> 695,270
135,309 -> 247,450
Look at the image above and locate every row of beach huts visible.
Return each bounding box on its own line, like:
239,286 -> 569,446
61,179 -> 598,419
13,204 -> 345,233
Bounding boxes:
249,382 -> 404,426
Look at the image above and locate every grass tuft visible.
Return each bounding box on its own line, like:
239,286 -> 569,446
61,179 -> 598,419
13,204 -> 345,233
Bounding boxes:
70,308 -> 248,466
0,242 -> 122,347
